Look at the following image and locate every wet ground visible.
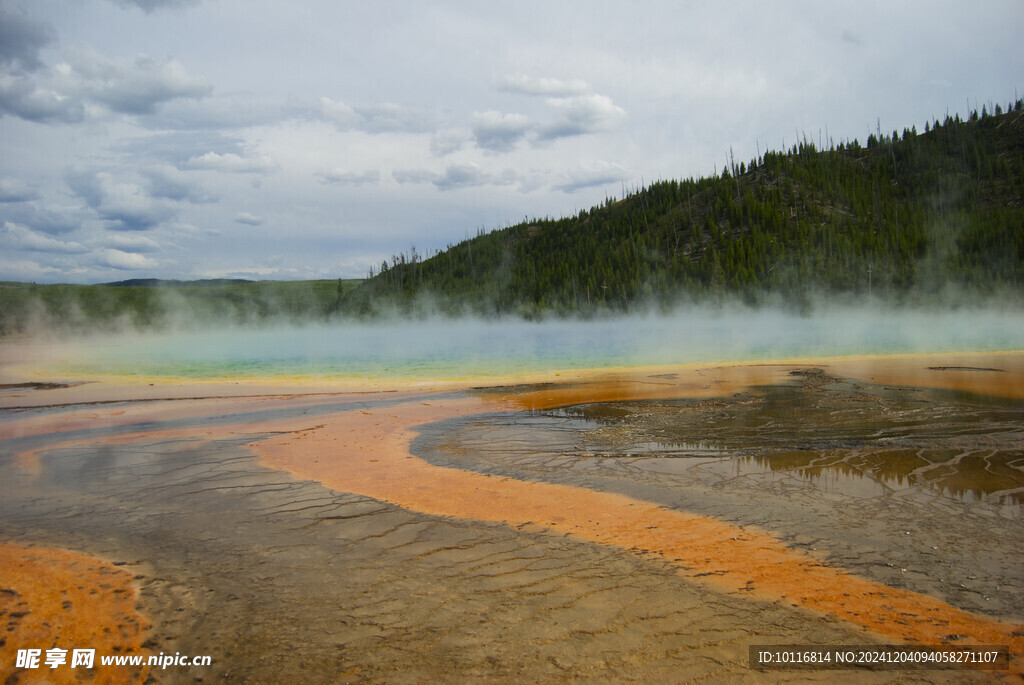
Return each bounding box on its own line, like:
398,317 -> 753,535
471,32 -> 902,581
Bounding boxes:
1,412 -> 901,684
1,359 -> 1022,683
426,369 -> 1024,622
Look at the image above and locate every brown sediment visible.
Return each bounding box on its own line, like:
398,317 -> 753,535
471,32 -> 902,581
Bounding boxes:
251,391 -> 1024,674
0,542 -> 150,684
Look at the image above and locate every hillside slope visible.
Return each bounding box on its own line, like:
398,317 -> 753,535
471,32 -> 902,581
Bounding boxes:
0,279 -> 360,334
343,101 -> 1024,316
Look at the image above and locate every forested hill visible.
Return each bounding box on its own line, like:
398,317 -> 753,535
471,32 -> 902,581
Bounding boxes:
342,100 -> 1024,317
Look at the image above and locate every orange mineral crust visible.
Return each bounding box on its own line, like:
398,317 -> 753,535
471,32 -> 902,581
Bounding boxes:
0,542 -> 150,684
499,351 -> 1024,410
254,395 -> 1024,673
826,351 -> 1024,401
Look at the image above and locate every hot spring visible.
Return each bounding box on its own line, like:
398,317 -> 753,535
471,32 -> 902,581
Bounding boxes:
26,305 -> 1024,382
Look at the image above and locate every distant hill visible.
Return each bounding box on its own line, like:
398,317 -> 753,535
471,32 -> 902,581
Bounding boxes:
342,99 -> 1024,317
100,278 -> 253,287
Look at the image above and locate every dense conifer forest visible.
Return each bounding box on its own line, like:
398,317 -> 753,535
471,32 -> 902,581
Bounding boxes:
342,100 -> 1024,317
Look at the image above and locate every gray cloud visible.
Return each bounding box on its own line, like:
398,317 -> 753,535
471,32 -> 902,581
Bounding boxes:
0,74 -> 85,123
109,0 -> 200,12
320,97 -> 431,134
841,30 -> 863,46
116,131 -> 246,166
0,176 -> 38,202
471,110 -> 531,153
539,94 -> 626,141
68,48 -> 212,115
64,169 -> 104,208
392,168 -> 438,185
141,165 -> 217,202
1,44 -> 211,124
0,3 -> 54,73
0,201 -> 85,235
234,212 -> 264,226
103,232 -> 162,252
66,169 -> 176,230
0,220 -> 87,253
356,103 -> 430,134
430,128 -> 469,157
553,161 -> 628,193
315,169 -> 380,186
394,163 -> 520,192
433,163 -> 490,191
143,96 -> 301,131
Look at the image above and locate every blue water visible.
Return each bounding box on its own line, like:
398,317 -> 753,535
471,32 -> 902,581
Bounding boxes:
51,307 -> 1024,381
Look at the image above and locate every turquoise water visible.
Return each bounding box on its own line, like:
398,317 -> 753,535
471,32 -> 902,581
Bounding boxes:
48,307 -> 1024,381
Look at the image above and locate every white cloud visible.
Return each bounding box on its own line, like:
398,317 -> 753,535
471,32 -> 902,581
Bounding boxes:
103,233 -> 162,252
320,96 -> 358,128
185,151 -> 277,173
96,247 -> 158,270
496,74 -> 591,97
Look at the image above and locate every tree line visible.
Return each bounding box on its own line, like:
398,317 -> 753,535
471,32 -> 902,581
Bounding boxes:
341,99 -> 1024,316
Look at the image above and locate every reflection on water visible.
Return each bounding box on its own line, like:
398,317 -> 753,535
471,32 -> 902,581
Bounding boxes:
546,369 -> 1024,507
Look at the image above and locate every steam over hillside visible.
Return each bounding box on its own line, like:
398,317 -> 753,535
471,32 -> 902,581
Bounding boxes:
1,101 -> 1023,335
343,101 -> 1024,318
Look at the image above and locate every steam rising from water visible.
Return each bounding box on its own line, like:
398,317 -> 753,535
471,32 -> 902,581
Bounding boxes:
28,304 -> 1024,381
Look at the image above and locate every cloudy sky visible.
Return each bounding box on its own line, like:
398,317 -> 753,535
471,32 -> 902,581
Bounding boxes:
1,0 -> 1020,283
